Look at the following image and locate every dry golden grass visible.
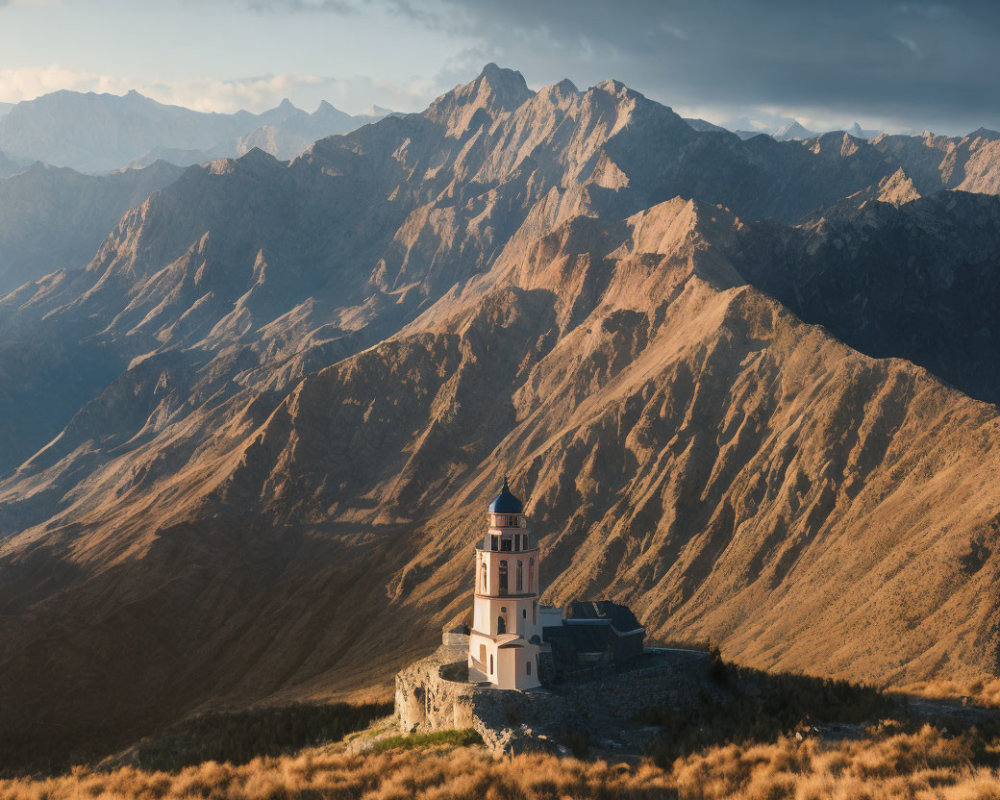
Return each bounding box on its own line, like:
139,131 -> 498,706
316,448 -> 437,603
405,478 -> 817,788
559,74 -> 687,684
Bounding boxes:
4,724 -> 1000,800
901,678 -> 1000,710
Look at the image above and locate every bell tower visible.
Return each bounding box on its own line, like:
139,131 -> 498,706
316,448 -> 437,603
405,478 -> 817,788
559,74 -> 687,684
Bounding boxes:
467,479 -> 542,689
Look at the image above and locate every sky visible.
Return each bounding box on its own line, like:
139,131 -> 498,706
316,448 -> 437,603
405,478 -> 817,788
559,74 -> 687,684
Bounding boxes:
0,0 -> 996,134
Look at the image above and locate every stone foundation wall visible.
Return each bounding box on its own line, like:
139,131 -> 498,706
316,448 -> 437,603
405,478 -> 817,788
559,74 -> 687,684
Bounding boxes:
395,635 -> 713,756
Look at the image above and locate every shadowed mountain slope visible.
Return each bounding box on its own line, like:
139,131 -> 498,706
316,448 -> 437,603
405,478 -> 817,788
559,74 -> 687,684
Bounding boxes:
0,66 -> 998,766
731,192 -> 1000,405
0,160 -> 185,293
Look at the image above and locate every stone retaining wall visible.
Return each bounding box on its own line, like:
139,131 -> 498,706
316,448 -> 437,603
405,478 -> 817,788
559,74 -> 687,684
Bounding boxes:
395,634 -> 713,756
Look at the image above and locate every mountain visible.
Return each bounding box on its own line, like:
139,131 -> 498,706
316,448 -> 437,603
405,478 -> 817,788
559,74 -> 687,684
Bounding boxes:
0,160 -> 185,293
0,149 -> 25,178
870,128 -> 1000,195
0,64 -> 998,765
731,191 -> 1000,405
0,91 -> 387,173
683,117 -> 729,133
123,101 -> 393,170
849,121 -> 880,139
774,120 -> 815,140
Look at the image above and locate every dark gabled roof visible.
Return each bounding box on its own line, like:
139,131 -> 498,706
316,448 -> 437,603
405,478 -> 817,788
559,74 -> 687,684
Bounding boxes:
489,478 -> 524,514
563,600 -> 643,634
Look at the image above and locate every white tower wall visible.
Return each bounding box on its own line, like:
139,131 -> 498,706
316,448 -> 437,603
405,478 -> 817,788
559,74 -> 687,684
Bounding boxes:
467,483 -> 542,690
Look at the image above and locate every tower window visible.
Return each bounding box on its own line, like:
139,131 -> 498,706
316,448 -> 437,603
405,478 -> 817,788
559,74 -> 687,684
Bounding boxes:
490,654 -> 493,675
526,661 -> 532,676
497,615 -> 506,634
491,535 -> 498,551
528,558 -> 534,592
516,560 -> 523,592
480,562 -> 487,594
522,609 -> 526,619
498,560 -> 508,595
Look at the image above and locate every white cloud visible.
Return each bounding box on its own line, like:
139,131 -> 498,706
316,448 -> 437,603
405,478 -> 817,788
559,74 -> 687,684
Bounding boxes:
0,65 -> 132,102
0,65 -> 437,114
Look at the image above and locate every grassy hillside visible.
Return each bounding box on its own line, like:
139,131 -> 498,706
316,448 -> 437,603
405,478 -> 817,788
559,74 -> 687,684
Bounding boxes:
5,726 -> 1000,799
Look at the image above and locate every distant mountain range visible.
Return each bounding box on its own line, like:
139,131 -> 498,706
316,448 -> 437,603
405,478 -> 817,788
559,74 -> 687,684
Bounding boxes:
1,63 -> 1000,768
0,90 -> 390,173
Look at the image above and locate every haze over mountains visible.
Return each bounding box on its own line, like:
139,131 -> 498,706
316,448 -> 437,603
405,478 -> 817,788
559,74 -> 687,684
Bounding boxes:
0,89 -> 389,173
0,161 -> 184,292
0,64 -> 998,766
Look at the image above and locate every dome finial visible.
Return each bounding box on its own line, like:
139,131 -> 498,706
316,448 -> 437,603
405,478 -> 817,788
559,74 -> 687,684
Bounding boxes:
489,476 -> 523,514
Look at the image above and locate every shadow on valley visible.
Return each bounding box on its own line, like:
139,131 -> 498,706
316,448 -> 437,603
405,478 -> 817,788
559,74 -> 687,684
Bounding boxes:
0,701 -> 391,777
126,701 -> 392,771
640,651 -> 1000,769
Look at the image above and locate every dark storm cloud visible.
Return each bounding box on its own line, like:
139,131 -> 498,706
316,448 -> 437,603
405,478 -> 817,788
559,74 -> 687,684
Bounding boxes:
417,0 -> 1000,132
214,0 -> 996,131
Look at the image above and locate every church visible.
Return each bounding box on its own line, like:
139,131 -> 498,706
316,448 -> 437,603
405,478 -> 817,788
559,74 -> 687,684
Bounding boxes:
395,479 -> 661,747
466,479 -> 646,690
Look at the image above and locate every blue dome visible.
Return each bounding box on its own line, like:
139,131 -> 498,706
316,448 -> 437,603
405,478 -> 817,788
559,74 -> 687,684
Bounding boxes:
489,479 -> 523,514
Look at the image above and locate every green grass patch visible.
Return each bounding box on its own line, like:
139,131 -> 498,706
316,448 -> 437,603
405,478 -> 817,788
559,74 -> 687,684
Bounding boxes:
373,728 -> 482,752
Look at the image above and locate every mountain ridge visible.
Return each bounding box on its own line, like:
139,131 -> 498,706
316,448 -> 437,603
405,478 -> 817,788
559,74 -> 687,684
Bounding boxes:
0,64 -> 998,767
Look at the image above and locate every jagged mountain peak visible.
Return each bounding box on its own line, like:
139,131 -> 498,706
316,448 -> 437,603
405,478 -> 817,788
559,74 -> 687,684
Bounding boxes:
592,77 -> 633,98
876,167 -> 921,206
425,63 -> 534,133
207,146 -> 283,174
775,120 -> 815,140
537,78 -> 581,103
477,62 -> 530,97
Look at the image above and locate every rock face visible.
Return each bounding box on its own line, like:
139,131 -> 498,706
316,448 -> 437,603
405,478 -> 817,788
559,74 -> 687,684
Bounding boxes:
0,64 -> 999,766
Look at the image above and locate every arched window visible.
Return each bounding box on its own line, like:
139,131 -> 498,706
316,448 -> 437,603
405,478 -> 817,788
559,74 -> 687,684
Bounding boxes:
526,661 -> 532,676
498,560 -> 508,595
516,560 -> 523,592
532,600 -> 537,626
489,654 -> 494,675
528,558 -> 534,592
522,609 -> 527,618
480,562 -> 487,593
497,615 -> 506,634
